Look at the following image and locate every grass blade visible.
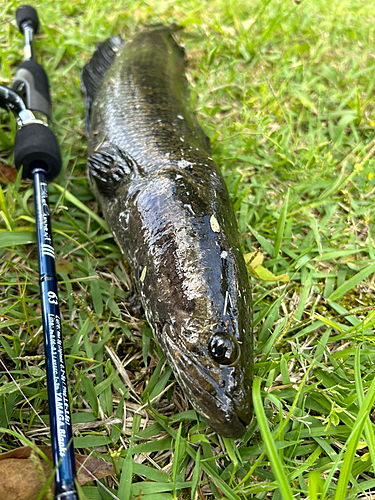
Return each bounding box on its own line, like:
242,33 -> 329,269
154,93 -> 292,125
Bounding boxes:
274,188 -> 289,257
252,377 -> 294,500
329,263 -> 375,301
52,183 -> 109,230
334,376 -> 375,499
191,449 -> 200,500
0,230 -> 36,247
354,347 -> 375,472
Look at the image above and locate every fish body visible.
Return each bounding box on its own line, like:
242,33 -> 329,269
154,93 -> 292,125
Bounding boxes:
82,26 -> 253,438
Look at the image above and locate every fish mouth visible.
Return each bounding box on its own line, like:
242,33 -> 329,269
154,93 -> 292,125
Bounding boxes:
161,329 -> 252,438
178,360 -> 251,438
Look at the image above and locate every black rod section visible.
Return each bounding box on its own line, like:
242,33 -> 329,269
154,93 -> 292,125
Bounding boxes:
33,165 -> 78,499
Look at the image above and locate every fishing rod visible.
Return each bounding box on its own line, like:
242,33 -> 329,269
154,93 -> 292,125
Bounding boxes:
0,5 -> 78,499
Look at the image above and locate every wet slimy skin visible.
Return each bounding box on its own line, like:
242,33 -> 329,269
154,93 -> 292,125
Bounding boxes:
82,26 -> 253,438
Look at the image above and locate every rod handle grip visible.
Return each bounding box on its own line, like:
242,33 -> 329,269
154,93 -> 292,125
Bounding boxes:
12,61 -> 51,119
16,5 -> 39,34
14,123 -> 62,181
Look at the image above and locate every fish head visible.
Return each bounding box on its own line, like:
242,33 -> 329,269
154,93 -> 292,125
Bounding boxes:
159,274 -> 253,439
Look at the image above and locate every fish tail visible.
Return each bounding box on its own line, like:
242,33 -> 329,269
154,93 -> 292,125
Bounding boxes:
81,36 -> 124,135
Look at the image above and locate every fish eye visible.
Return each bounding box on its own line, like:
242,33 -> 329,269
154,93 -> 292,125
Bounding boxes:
208,333 -> 240,366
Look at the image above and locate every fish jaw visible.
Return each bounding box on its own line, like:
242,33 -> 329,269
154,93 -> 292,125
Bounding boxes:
159,322 -> 253,439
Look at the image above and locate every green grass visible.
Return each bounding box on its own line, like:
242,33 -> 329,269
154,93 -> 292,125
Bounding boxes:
2,0 -> 375,498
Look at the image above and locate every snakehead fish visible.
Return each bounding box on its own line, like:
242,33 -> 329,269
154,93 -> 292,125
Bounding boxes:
81,25 -> 253,438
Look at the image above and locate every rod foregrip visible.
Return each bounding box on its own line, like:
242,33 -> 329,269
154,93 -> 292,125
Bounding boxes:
13,60 -> 51,118
14,123 -> 61,181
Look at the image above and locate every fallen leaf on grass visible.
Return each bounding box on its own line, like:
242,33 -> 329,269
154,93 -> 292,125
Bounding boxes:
244,251 -> 290,283
56,258 -> 74,274
0,164 -> 17,183
244,251 -> 264,268
0,445 -> 115,500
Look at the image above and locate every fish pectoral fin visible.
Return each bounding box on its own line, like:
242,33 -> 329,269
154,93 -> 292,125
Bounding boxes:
88,146 -> 133,198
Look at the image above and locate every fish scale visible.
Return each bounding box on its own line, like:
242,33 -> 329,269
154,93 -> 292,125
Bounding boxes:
82,24 -> 253,438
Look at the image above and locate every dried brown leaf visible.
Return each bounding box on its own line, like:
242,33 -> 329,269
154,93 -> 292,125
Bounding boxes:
0,164 -> 17,183
0,445 -> 115,500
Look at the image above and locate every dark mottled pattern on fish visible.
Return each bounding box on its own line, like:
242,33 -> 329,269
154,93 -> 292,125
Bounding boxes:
82,25 -> 253,438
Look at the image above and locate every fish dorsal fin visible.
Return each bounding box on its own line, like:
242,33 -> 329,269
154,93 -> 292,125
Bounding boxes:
81,36 -> 124,134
